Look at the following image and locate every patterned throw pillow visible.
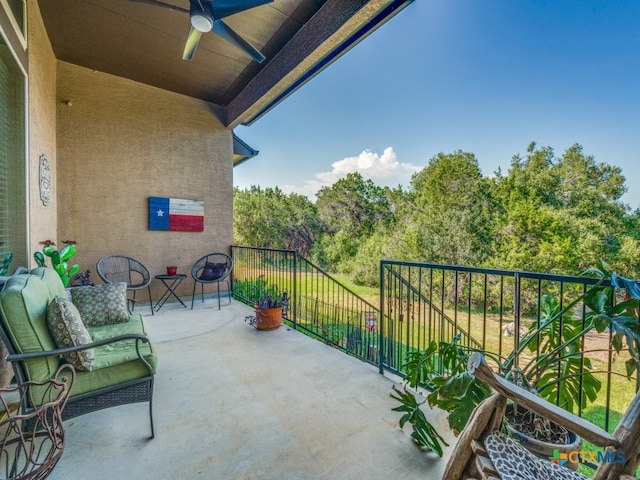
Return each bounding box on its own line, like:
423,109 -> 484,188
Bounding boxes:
70,282 -> 130,327
47,296 -> 94,372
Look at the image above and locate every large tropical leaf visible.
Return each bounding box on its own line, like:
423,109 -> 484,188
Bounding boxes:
390,385 -> 448,456
428,372 -> 491,434
403,341 -> 438,389
537,356 -> 600,412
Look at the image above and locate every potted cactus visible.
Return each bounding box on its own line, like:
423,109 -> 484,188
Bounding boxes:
34,240 -> 80,287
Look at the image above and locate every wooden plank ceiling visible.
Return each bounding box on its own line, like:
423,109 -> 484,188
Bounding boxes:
37,0 -> 412,126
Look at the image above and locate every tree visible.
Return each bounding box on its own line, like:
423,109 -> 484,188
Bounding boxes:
314,173 -> 394,272
491,143 -> 631,273
401,151 -> 496,266
315,172 -> 392,237
233,186 -> 321,256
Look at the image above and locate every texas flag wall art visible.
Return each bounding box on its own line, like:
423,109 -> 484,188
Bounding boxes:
149,196 -> 204,232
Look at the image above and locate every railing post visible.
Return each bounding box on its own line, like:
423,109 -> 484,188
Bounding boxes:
379,260 -> 384,374
513,272 -> 520,371
292,252 -> 297,330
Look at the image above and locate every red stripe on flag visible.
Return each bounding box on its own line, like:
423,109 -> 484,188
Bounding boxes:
169,214 -> 204,232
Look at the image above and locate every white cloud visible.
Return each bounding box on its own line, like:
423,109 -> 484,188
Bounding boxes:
281,147 -> 422,199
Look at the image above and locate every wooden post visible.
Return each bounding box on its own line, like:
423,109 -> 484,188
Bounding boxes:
467,353 -> 618,448
441,393 -> 504,480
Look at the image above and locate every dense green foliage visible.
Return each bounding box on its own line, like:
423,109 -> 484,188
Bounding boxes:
234,143 -> 640,283
233,186 -> 321,257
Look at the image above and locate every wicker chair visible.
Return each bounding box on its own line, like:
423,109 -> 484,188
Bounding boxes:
190,253 -> 233,310
97,255 -> 154,315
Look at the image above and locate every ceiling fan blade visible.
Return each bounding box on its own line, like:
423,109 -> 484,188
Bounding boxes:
128,0 -> 189,14
212,20 -> 265,63
209,0 -> 273,20
182,26 -> 203,60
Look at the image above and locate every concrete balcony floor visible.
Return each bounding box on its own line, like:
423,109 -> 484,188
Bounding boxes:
48,298 -> 456,479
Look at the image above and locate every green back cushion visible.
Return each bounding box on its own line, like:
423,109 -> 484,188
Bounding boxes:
0,274 -> 59,382
29,267 -> 67,298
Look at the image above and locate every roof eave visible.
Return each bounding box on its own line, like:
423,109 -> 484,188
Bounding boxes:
225,0 -> 415,128
232,132 -> 259,167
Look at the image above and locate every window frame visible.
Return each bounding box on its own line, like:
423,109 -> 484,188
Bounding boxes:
0,18 -> 30,272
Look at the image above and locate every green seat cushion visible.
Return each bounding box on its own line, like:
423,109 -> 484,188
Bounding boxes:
70,283 -> 129,327
46,296 -> 94,372
61,314 -> 158,397
63,349 -> 157,398
87,314 -> 157,370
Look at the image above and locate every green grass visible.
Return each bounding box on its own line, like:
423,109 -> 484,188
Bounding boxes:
329,273 -> 380,304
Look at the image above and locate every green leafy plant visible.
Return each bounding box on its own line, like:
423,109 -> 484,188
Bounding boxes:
255,290 -> 289,310
426,337 -> 492,434
0,253 -> 12,276
496,259 -> 640,415
391,259 -> 640,451
235,277 -> 289,310
239,277 -> 290,328
390,384 -> 448,456
34,240 -> 80,287
390,335 -> 491,456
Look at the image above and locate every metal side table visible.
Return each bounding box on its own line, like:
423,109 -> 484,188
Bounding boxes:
153,274 -> 187,312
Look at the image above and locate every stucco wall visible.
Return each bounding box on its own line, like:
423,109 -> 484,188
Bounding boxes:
56,62 -> 233,299
27,0 -> 57,261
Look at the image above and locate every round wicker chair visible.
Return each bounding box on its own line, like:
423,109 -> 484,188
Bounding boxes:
190,253 -> 233,310
96,255 -> 154,315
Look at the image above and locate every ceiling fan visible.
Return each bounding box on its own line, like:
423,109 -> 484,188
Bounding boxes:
130,0 -> 273,63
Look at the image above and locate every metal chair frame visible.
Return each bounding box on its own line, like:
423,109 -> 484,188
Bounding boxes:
190,253 -> 233,310
96,255 -> 154,315
0,365 -> 75,480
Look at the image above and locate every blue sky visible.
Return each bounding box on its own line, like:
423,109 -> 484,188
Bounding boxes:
234,0 -> 640,210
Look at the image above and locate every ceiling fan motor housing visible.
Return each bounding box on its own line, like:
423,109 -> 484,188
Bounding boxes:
190,2 -> 213,32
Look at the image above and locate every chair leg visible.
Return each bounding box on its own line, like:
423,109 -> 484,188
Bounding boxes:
132,290 -> 137,312
149,396 -> 155,439
147,285 -> 154,316
191,282 -> 197,309
217,281 -> 221,310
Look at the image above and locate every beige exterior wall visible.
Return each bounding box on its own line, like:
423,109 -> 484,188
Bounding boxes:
55,62 -> 233,299
20,1 -> 234,302
27,0 -> 57,260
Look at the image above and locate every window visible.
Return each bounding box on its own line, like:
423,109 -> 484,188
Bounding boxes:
0,34 -> 27,271
5,0 -> 24,35
1,0 -> 26,48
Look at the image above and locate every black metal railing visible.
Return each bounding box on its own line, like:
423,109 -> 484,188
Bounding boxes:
230,247 -> 637,433
381,260 -> 637,432
231,246 -> 380,365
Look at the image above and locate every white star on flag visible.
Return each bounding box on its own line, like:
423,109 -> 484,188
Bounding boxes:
157,209 -> 164,217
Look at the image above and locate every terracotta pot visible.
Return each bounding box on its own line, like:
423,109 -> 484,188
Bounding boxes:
256,306 -> 283,331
